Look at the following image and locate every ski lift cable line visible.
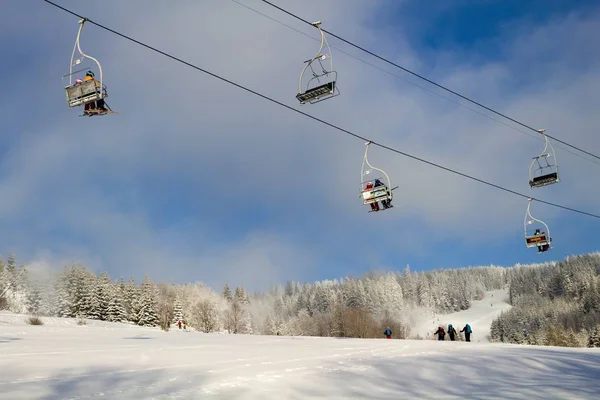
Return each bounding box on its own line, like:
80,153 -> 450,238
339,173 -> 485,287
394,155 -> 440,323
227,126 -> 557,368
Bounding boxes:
230,0 -> 600,168
42,0 -> 600,220
259,0 -> 600,163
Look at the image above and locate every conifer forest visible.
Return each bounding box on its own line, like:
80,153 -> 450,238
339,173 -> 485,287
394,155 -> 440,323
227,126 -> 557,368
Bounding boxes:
2,252 -> 600,348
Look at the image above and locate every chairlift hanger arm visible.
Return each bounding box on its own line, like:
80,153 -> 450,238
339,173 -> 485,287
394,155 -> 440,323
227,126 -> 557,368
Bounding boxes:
296,20 -> 336,103
298,22 -> 326,94
69,17 -> 104,94
524,199 -> 551,241
361,141 -> 393,190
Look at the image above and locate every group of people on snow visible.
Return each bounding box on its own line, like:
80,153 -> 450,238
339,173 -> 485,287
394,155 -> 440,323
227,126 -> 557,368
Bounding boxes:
177,320 -> 187,331
382,323 -> 472,342
434,323 -> 472,342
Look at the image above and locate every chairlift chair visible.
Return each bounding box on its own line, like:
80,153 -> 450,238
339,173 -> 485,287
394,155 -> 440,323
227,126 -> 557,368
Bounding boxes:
524,199 -> 552,252
360,142 -> 397,212
63,18 -> 116,117
529,129 -> 559,188
296,21 -> 339,104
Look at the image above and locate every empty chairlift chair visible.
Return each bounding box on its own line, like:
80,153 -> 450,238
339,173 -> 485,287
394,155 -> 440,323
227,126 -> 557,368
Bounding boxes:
296,21 -> 339,104
529,129 -> 559,188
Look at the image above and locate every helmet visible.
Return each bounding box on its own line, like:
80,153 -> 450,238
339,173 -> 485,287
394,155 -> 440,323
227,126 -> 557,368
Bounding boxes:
86,71 -> 94,77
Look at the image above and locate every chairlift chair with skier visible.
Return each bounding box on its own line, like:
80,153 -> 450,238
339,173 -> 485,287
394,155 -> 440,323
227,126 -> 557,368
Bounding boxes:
62,18 -> 116,117
524,199 -> 552,253
296,21 -> 339,104
360,142 -> 397,212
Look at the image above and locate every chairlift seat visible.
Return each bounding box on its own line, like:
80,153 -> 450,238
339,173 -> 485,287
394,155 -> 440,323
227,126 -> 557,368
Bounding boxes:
296,81 -> 336,104
361,186 -> 391,204
529,172 -> 559,188
65,80 -> 106,108
525,234 -> 551,248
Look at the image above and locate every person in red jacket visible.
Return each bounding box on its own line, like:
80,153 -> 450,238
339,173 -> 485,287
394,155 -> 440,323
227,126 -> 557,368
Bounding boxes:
364,182 -> 379,211
434,325 -> 445,341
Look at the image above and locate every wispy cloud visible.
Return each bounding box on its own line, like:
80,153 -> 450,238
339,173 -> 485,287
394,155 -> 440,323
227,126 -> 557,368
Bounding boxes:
1,0 -> 598,289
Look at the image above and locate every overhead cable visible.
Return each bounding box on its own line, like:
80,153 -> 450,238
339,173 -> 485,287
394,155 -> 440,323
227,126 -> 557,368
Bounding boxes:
259,0 -> 600,163
42,0 -> 600,220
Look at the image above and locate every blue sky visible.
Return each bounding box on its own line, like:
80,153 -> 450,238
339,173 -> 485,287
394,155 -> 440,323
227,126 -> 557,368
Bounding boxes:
1,0 -> 599,291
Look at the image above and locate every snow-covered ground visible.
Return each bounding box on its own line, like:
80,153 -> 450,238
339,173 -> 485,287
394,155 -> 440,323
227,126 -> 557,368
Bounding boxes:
2,309 -> 600,399
411,288 -> 512,342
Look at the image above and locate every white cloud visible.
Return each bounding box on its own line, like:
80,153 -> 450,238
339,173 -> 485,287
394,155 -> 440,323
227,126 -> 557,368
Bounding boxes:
1,0 -> 599,287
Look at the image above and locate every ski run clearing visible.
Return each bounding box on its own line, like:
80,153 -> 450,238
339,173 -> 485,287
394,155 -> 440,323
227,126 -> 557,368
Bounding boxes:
411,288 -> 512,342
2,290 -> 600,400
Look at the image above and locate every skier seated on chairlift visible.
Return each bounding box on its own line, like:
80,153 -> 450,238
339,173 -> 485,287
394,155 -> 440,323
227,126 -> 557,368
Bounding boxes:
374,179 -> 392,209
534,229 -> 549,253
364,181 -> 379,212
83,71 -> 107,113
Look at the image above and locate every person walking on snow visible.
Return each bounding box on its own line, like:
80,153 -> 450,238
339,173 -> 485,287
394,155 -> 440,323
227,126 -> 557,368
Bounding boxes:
434,325 -> 445,341
178,320 -> 182,329
384,327 -> 392,339
447,324 -> 457,341
460,323 -> 472,342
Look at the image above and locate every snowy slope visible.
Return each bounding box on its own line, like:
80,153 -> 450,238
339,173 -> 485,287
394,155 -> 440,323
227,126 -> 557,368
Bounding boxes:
2,311 -> 600,399
411,288 -> 512,342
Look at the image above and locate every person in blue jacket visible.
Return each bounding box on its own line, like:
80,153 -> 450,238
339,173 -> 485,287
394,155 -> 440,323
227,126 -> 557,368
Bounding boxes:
447,324 -> 457,341
384,327 -> 392,339
460,323 -> 472,342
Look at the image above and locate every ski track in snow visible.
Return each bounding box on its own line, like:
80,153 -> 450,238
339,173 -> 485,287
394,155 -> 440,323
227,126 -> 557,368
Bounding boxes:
2,296 -> 600,399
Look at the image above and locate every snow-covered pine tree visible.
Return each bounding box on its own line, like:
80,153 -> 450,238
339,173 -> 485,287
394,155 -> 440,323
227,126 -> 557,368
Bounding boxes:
223,284 -> 233,301
172,291 -> 184,324
1,254 -> 29,313
381,273 -> 404,317
54,266 -> 72,317
86,272 -> 101,320
6,253 -> 16,290
235,286 -> 249,305
0,259 -> 6,309
95,272 -> 112,321
341,279 -> 366,309
588,325 -> 600,348
135,276 -> 158,327
124,277 -> 140,323
106,283 -> 128,323
27,282 -> 42,315
417,280 -> 430,308
70,265 -> 89,317
312,282 -> 334,315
